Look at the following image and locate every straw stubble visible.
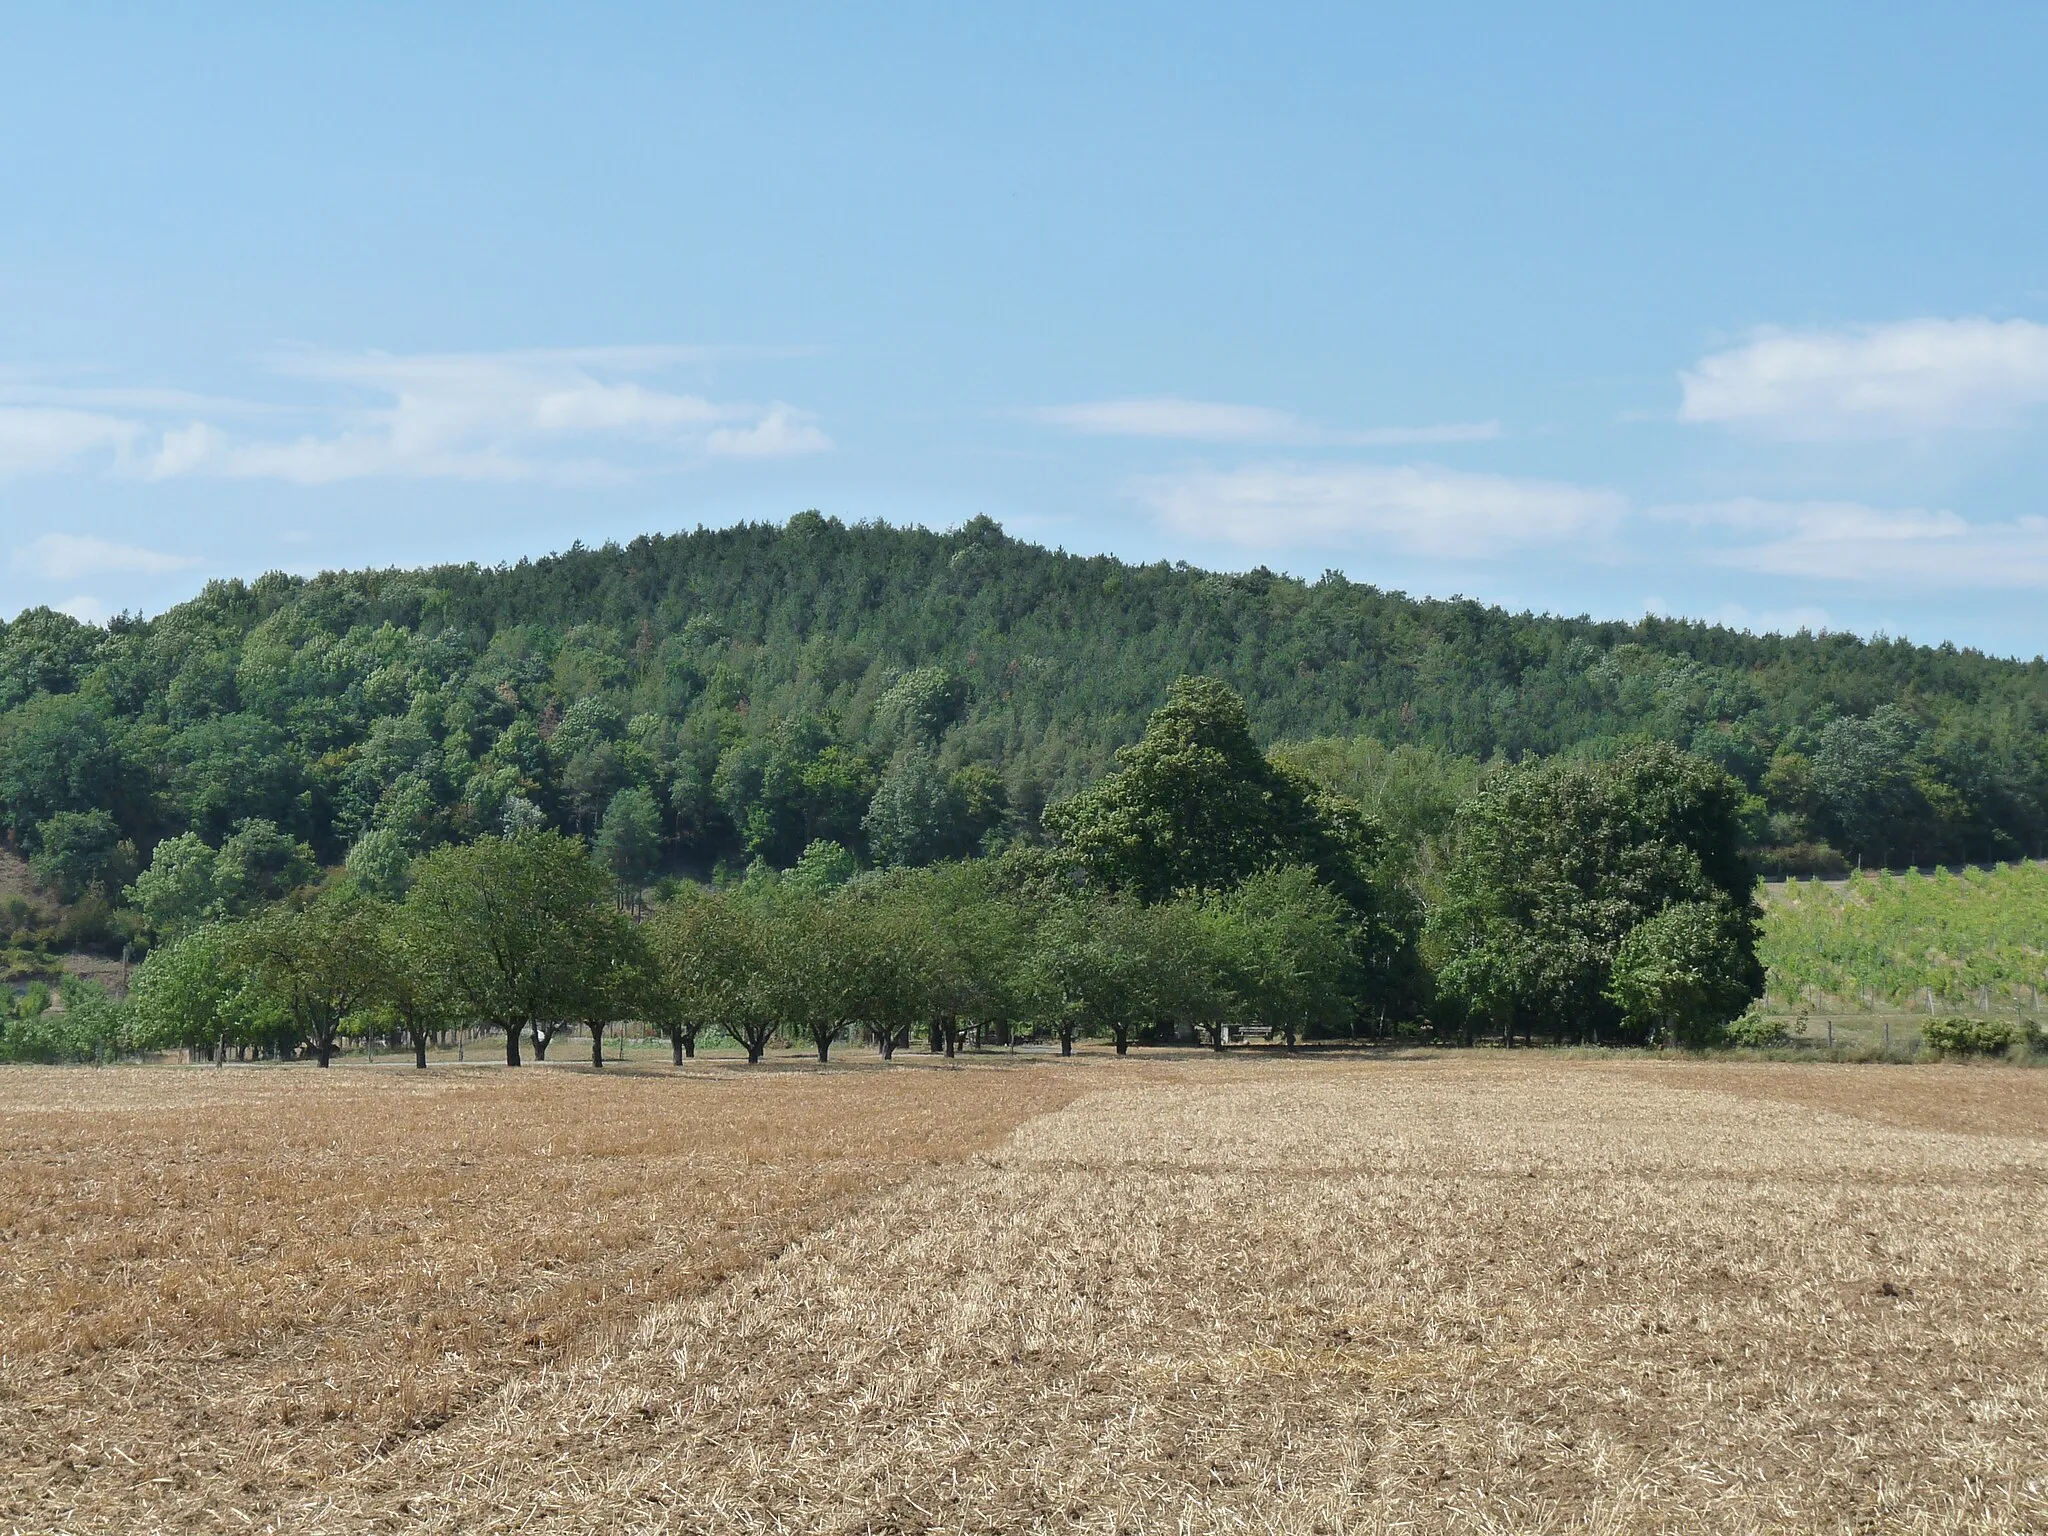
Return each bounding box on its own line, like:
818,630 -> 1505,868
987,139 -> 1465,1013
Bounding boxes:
5,1054 -> 2044,1532
317,1057 -> 2046,1533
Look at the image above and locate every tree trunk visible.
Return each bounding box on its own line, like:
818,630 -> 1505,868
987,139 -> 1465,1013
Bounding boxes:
1115,1035 -> 1129,1056
815,1033 -> 831,1064
316,1029 -> 334,1068
505,1025 -> 523,1067
670,1029 -> 686,1066
530,1023 -> 550,1061
746,1039 -> 764,1064
1060,1034 -> 1073,1057
590,1023 -> 606,1068
413,1031 -> 428,1069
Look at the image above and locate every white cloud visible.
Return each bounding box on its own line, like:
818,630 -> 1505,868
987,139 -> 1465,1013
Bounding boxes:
1034,398 -> 1316,442
1136,463 -> 1625,559
12,533 -> 203,581
0,407 -> 141,476
154,348 -> 830,483
0,347 -> 828,486
55,595 -> 111,625
1030,396 -> 1498,446
1679,317 -> 2048,438
706,402 -> 832,458
1352,421 -> 1503,445
1657,497 -> 2048,587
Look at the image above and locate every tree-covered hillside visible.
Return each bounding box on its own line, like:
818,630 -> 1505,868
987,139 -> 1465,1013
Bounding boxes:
4,511 -> 2046,919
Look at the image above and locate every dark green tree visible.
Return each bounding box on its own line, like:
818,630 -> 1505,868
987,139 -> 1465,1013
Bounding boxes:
29,809 -> 135,901
595,785 -> 664,898
1425,742 -> 1763,1045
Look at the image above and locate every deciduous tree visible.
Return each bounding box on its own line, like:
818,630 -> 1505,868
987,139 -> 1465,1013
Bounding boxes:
403,829 -> 613,1066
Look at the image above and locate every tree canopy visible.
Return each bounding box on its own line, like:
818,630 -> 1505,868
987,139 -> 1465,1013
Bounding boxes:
1424,743 -> 1764,1044
0,515 -> 2037,921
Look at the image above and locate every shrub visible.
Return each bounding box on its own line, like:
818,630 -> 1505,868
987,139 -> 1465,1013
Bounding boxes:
1724,1011 -> 1790,1047
0,976 -> 130,1063
1754,842 -> 1850,879
1921,1015 -> 2018,1057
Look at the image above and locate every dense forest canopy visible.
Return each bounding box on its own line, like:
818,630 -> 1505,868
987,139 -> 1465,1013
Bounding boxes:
4,511 -> 2046,920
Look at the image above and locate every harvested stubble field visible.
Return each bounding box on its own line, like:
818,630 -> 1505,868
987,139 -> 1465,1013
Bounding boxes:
3,1054 -> 2044,1534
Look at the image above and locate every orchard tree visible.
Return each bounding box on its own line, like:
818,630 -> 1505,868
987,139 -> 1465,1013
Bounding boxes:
240,887 -> 389,1067
1029,892 -> 1216,1055
1205,865 -> 1358,1049
404,829 -> 613,1066
567,903 -> 650,1068
369,899 -> 462,1068
887,861 -> 1029,1056
762,887 -> 918,1063
645,885 -> 765,1062
129,924 -> 282,1062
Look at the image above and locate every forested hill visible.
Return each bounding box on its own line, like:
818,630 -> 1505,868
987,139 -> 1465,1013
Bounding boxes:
5,511 -> 2047,893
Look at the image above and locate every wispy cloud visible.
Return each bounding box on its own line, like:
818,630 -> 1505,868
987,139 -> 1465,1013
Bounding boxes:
12,533 -> 204,581
0,347 -> 829,484
0,407 -> 143,476
1679,318 -> 2048,438
1644,594 -> 1834,637
1136,463 -> 1624,559
1030,396 -> 1499,447
1657,498 -> 2048,587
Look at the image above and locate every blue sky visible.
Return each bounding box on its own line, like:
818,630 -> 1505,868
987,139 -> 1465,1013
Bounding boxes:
5,4 -> 2048,655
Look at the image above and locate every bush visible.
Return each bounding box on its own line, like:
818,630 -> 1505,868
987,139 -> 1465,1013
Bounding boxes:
1921,1015 -> 2022,1057
1754,842 -> 1849,879
0,976 -> 130,1063
1724,1011 -> 1790,1047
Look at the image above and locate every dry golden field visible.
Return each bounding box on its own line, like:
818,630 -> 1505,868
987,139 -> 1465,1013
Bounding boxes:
3,1053 -> 2045,1534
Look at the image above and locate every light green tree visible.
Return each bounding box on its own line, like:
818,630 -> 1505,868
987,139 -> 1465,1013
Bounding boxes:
403,829 -> 614,1066
130,925 -> 282,1061
239,888 -> 391,1068
1606,901 -> 1755,1048
787,838 -> 856,892
644,884 -> 768,1062
1205,865 -> 1358,1048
